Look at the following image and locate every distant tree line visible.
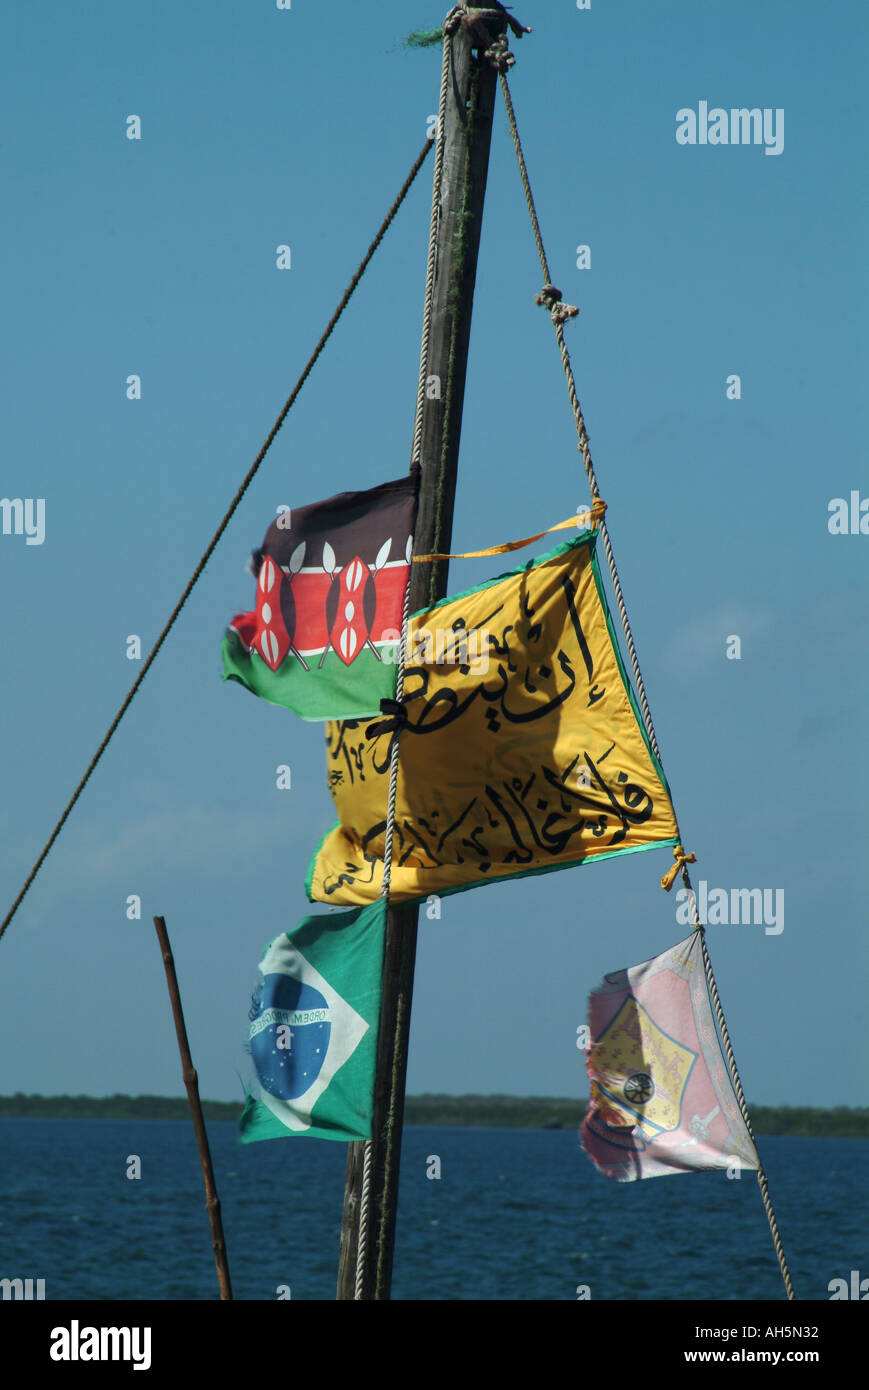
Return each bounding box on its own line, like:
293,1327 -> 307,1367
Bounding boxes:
0,1093 -> 242,1122
404,1095 -> 869,1138
0,1092 -> 866,1137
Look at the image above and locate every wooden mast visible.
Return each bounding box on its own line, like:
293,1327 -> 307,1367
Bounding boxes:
336,4 -> 510,1300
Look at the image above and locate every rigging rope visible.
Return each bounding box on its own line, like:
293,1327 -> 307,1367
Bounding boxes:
427,28 -> 483,608
0,136 -> 433,950
0,4 -> 793,1307
354,17 -> 456,1301
497,63 -> 796,1301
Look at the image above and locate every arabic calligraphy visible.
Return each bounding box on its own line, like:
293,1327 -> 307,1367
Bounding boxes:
313,539 -> 679,905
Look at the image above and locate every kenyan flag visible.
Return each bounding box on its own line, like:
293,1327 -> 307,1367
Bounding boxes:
222,473 -> 418,720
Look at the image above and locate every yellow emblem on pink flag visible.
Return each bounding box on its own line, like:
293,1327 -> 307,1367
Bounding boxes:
582,931 -> 760,1180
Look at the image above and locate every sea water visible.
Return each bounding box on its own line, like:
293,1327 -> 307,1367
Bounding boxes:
0,1119 -> 863,1301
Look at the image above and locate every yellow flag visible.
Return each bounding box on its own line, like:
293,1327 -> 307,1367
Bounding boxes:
307,535 -> 679,906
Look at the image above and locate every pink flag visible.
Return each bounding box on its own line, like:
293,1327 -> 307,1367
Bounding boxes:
581,931 -> 759,1181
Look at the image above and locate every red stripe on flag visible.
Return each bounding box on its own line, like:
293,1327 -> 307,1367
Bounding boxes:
292,566 -> 408,651
234,566 -> 408,655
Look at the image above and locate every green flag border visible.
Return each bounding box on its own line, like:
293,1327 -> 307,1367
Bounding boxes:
306,529 -> 679,907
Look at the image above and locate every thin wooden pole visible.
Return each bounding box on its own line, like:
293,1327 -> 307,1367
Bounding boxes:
153,914 -> 233,1301
336,5 -> 508,1300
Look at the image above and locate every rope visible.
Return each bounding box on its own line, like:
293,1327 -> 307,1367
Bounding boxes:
375,984 -> 410,1299
379,576 -> 415,904
498,65 -> 796,1301
699,932 -> 795,1300
498,71 -> 665,762
660,844 -> 697,892
353,1137 -> 375,1300
410,13 -> 455,483
353,25 -> 455,1300
0,136 -> 433,949
427,51 -> 481,608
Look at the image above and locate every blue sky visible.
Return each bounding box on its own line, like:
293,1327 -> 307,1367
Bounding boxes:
0,0 -> 866,1111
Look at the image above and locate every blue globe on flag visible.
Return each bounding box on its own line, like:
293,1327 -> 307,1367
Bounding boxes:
250,974 -> 331,1101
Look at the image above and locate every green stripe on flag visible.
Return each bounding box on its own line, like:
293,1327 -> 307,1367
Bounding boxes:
222,631 -> 397,721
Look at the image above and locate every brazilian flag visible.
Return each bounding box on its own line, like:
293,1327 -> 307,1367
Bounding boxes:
240,902 -> 386,1143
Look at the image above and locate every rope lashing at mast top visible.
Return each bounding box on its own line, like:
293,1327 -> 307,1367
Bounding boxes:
443,3 -> 531,44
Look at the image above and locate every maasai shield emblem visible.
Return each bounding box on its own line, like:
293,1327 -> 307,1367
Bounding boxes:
222,472 -> 418,721
322,539 -> 393,668
254,544 -> 308,671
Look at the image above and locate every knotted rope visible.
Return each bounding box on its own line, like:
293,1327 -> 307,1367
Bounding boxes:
535,283 -> 579,325
497,63 -> 795,1301
660,845 -> 697,892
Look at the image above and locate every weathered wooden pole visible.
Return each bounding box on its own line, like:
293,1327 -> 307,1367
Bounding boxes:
335,5 -> 512,1300
153,915 -> 233,1300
